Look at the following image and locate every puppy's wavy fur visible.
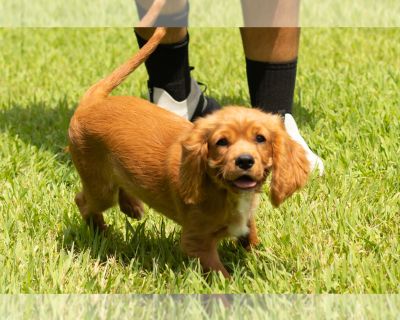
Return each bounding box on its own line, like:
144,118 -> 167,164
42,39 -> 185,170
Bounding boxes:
68,28 -> 309,277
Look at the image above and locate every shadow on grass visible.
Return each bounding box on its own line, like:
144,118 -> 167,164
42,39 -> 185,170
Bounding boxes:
59,213 -> 249,276
0,97 -> 75,162
62,213 -> 184,268
60,216 -> 183,271
292,101 -> 318,130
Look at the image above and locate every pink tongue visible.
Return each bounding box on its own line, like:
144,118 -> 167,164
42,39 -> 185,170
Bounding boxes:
233,176 -> 257,189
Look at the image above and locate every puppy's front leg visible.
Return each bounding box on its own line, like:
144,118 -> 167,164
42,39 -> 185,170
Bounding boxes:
181,231 -> 230,278
238,216 -> 260,251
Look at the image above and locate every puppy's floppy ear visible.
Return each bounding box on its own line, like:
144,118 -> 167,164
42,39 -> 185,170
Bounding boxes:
270,123 -> 310,206
179,119 -> 210,205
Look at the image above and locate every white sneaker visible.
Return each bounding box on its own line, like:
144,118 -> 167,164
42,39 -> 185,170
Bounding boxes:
284,113 -> 324,176
150,79 -> 221,121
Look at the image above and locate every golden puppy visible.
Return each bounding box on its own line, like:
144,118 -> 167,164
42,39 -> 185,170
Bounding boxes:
68,27 -> 309,277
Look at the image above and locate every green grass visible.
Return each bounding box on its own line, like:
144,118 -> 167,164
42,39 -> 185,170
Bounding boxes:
0,28 -> 399,294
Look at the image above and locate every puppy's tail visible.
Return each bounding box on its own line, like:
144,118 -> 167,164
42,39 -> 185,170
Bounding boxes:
80,27 -> 166,104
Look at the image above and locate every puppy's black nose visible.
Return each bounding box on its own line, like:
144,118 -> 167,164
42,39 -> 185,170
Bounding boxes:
235,154 -> 254,170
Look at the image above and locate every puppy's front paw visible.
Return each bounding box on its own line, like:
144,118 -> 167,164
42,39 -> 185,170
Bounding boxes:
237,233 -> 260,251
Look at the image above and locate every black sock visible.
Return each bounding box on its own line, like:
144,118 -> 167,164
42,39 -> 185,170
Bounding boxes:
246,58 -> 297,115
135,32 -> 191,102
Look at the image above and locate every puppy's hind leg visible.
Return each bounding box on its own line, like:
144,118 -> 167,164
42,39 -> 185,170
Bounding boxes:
75,181 -> 118,231
75,192 -> 106,231
118,188 -> 144,220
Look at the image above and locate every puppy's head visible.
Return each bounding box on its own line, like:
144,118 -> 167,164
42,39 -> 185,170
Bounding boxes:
179,107 -> 310,206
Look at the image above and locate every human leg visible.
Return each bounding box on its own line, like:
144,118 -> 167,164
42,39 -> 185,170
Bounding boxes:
134,0 -> 220,121
241,27 -> 324,175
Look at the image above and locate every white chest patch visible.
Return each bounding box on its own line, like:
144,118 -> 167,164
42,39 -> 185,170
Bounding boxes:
227,193 -> 254,238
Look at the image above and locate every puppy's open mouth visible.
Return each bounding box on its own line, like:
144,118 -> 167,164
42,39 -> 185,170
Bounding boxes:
231,175 -> 258,190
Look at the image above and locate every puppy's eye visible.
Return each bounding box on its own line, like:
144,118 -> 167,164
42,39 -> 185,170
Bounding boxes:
216,138 -> 229,147
255,135 -> 266,143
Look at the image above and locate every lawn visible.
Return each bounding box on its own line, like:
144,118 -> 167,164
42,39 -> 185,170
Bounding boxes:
0,28 -> 399,294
